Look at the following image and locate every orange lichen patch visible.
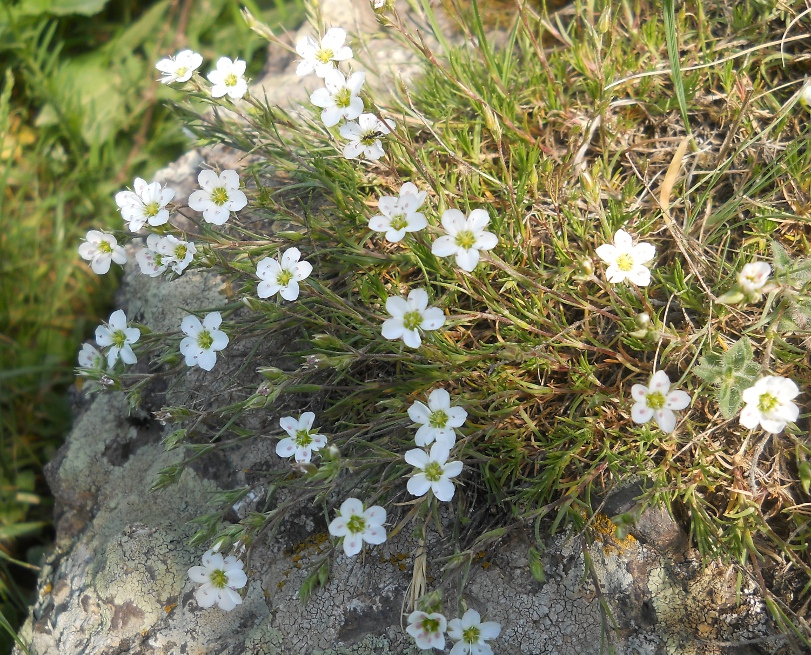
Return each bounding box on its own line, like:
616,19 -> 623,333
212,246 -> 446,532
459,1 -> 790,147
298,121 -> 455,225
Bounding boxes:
589,513 -> 637,557
164,603 -> 176,613
41,583 -> 52,596
286,531 -> 330,559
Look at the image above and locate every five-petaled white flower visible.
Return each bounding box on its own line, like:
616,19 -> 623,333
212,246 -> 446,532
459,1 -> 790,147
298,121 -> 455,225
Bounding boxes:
405,443 -> 463,502
595,229 -> 656,286
155,50 -> 203,84
78,230 -> 127,275
408,388 -> 467,447
631,371 -> 690,433
277,412 -> 327,464
339,113 -> 395,161
407,610 -> 447,651
95,309 -> 140,367
311,70 -> 366,127
432,209 -> 498,272
447,609 -> 501,655
180,312 -> 229,371
369,182 -> 428,243
738,261 -> 771,295
740,376 -> 800,434
136,234 -> 169,277
256,247 -> 313,301
328,497 -> 387,557
115,177 -> 174,232
382,288 -> 445,349
188,169 -> 248,225
77,343 -> 104,370
207,57 -> 248,99
188,549 -> 247,611
158,235 -> 197,274
296,28 -> 353,78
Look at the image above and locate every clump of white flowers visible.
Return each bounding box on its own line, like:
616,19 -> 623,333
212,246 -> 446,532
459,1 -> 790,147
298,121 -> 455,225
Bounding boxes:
408,389 -> 467,447
328,497 -> 387,557
256,247 -> 313,301
78,230 -> 127,274
296,27 -> 353,78
180,312 -> 229,371
369,182 -> 428,243
340,114 -> 396,161
155,50 -> 203,84
188,169 -> 248,225
95,309 -> 140,367
115,177 -> 175,231
276,412 -> 327,464
740,376 -> 800,434
447,609 -> 501,655
432,208 -> 498,272
207,57 -> 248,100
382,288 -> 446,348
405,442 -> 463,502
630,371 -> 691,433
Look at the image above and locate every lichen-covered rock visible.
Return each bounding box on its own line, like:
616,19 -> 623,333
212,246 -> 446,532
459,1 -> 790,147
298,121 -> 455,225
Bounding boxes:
14,2 -> 795,654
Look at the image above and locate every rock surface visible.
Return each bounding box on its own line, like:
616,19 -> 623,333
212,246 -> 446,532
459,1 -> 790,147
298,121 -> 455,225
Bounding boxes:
14,1 -> 796,654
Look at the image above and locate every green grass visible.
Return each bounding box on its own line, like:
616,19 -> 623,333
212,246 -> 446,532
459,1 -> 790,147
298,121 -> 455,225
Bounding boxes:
124,0 -> 811,644
0,0 -> 303,651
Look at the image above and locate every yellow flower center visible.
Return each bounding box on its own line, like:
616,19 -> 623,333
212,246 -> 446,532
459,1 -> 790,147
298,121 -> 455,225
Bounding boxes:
225,73 -> 238,87
616,253 -> 634,272
424,461 -> 444,482
646,391 -> 666,410
389,214 -> 408,231
209,569 -> 227,588
422,617 -> 440,633
174,245 -> 187,260
758,392 -> 779,414
111,330 -> 127,348
316,48 -> 334,64
211,187 -> 229,206
277,269 -> 294,286
295,429 -> 312,447
455,230 -> 476,250
428,410 -> 448,429
462,626 -> 481,644
175,66 -> 188,78
144,201 -> 160,217
98,240 -> 113,254
335,88 -> 352,108
346,515 -> 366,534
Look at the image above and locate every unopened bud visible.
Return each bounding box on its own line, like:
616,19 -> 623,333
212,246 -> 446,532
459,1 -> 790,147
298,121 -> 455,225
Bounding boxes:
717,290 -> 745,305
597,7 -> 611,34
800,82 -> 811,108
634,312 -> 650,328
242,296 -> 262,311
579,257 -> 594,276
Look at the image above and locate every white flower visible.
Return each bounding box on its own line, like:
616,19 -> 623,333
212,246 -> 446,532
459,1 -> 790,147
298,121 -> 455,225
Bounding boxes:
381,288 -> 445,348
188,169 -> 248,225
77,343 -> 104,369
631,371 -> 691,433
95,309 -> 140,367
740,376 -> 800,434
78,230 -> 127,274
339,113 -> 395,161
296,28 -> 353,78
368,182 -> 428,242
406,443 -> 463,502
188,549 -> 247,611
180,312 -> 229,371
328,497 -> 387,557
157,235 -> 196,274
136,234 -> 169,277
406,611 -> 447,650
256,247 -> 313,301
276,412 -> 327,464
447,609 -> 501,655
115,177 -> 174,232
431,209 -> 498,272
310,70 -> 365,127
738,261 -> 771,295
801,82 -> 811,108
595,229 -> 656,286
207,57 -> 248,99
155,50 -> 203,84
408,388 -> 467,447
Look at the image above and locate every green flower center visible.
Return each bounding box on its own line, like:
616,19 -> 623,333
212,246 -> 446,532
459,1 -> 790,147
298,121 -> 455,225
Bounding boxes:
316,48 -> 334,64
346,515 -> 367,534
154,253 -> 164,267
98,240 -> 113,254
455,230 -> 476,250
209,569 -> 227,588
403,310 -> 422,331
462,626 -> 481,644
277,269 -> 294,287
295,429 -> 312,447
197,330 -> 213,350
424,461 -> 444,482
758,392 -> 779,414
616,253 -> 634,272
335,88 -> 352,108
428,410 -> 448,429
144,201 -> 160,217
211,187 -> 229,206
225,73 -> 238,87
175,66 -> 188,78
646,391 -> 666,410
174,245 -> 188,260
360,130 -> 379,146
111,329 -> 127,348
422,617 -> 440,633
389,213 -> 408,231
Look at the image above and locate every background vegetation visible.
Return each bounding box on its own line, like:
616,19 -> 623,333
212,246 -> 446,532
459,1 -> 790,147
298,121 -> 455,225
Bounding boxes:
0,0 -> 302,651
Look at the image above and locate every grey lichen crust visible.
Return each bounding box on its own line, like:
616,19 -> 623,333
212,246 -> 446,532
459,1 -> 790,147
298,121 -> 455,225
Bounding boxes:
13,1 -> 793,653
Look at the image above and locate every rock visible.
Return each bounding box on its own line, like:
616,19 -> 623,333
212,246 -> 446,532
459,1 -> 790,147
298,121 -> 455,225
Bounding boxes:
13,2 -> 796,654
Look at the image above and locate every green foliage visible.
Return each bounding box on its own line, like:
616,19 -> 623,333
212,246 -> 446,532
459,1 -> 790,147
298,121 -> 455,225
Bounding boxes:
693,338 -> 762,418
